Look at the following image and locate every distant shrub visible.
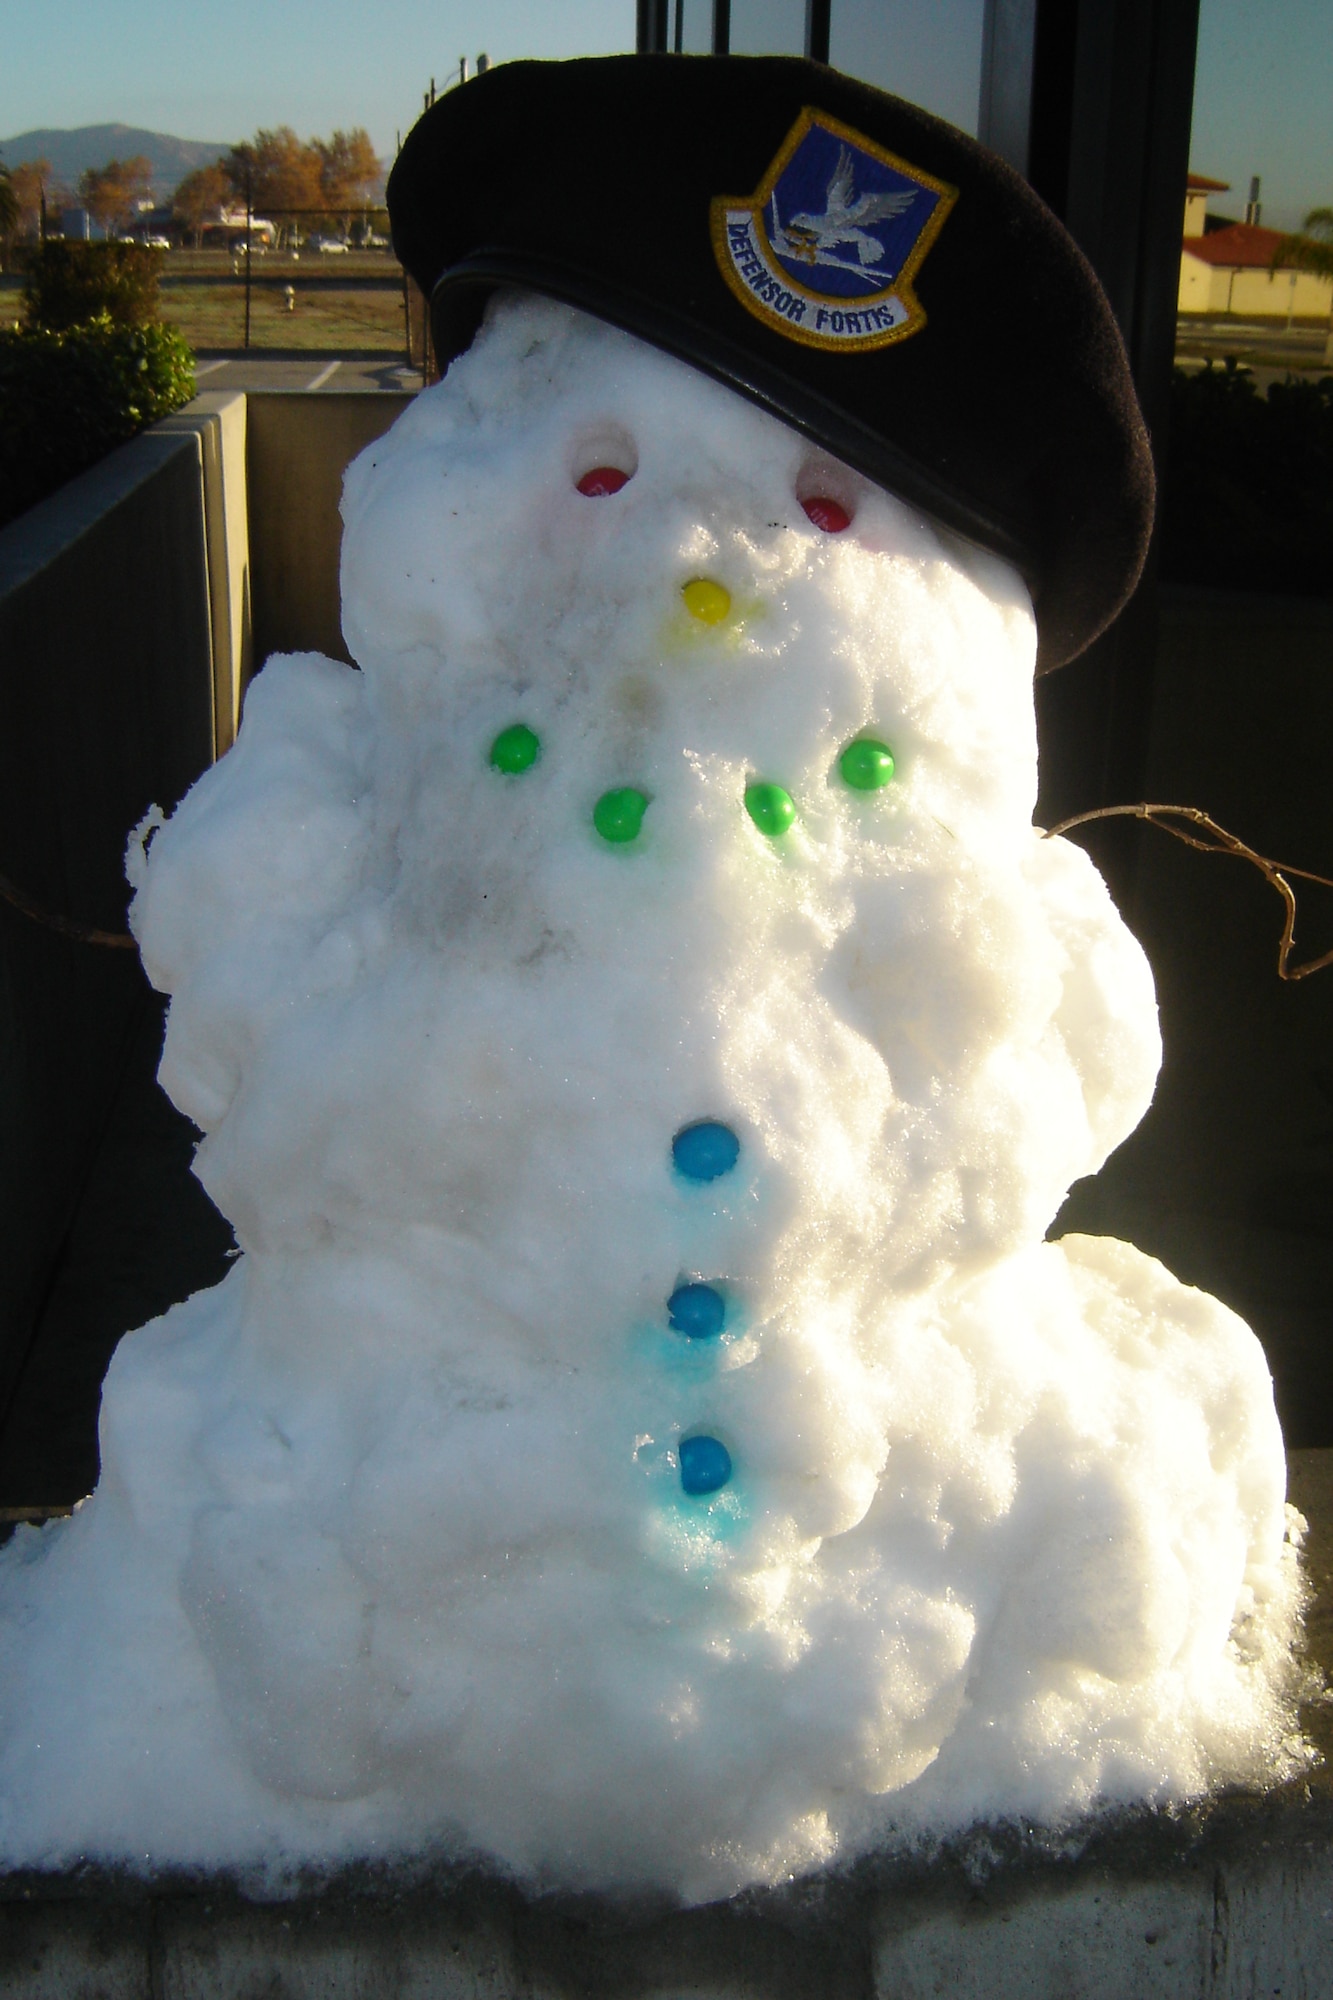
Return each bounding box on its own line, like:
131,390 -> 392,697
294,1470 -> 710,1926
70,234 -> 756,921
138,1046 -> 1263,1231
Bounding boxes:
20,239 -> 163,332
0,315 -> 196,529
1160,362 -> 1333,598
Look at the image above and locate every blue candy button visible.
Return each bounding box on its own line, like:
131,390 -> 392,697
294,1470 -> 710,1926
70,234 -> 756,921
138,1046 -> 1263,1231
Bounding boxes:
672,1121 -> 740,1182
667,1283 -> 726,1339
679,1434 -> 733,1496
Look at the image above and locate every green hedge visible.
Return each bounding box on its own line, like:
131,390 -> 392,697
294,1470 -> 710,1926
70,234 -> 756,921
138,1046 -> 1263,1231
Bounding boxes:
20,240 -> 163,332
1160,363 -> 1333,598
0,315 -> 196,531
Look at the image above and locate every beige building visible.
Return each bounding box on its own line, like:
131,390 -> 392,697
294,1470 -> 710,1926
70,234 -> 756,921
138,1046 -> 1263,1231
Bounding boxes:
1183,171 -> 1230,237
1179,172 -> 1333,320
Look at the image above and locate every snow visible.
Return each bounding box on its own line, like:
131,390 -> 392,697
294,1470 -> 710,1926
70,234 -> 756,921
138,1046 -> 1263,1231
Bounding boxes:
0,294 -> 1307,1901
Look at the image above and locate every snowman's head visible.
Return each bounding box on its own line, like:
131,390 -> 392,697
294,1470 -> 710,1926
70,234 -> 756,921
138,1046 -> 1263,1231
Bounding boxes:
342,289 -> 1040,846
388,54 -> 1154,673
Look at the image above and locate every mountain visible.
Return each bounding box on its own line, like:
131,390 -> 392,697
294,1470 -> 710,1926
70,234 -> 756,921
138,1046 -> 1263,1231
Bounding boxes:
0,125 -> 231,198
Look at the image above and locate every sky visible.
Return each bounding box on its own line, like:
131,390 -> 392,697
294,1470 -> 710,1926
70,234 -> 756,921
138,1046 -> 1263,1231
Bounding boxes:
1188,0 -> 1332,232
0,0 -> 632,162
0,0 -> 1326,230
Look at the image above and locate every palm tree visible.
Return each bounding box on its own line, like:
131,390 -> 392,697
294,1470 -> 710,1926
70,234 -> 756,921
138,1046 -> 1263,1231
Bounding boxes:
1271,208 -> 1333,362
1272,207 -> 1333,279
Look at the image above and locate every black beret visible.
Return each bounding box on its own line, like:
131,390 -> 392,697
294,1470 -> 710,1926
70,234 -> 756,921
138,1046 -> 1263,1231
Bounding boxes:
388,55 -> 1153,672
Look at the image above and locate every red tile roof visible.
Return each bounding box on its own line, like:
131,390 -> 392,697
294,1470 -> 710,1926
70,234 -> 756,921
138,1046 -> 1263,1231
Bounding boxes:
1187,172 -> 1231,192
1181,221 -> 1287,269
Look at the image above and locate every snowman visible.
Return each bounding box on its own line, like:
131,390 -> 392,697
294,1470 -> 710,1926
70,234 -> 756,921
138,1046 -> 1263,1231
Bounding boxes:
0,59 -> 1307,1902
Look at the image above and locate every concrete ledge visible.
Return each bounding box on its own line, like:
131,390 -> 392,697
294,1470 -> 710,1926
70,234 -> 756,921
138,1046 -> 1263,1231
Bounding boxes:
3,1786 -> 1332,1998
0,405 -> 238,1508
2,1452 -> 1329,1998
154,394 -> 251,755
245,392 -> 412,666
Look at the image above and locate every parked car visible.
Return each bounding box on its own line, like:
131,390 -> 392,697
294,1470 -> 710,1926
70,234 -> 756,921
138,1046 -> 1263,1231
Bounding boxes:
310,235 -> 349,254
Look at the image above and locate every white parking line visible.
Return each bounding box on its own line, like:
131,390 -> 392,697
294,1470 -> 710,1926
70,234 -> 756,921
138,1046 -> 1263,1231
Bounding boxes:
194,359 -> 228,377
305,360 -> 342,392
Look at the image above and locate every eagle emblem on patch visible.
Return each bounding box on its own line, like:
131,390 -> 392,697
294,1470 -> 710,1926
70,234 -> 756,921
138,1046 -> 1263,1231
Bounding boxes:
710,109 -> 957,352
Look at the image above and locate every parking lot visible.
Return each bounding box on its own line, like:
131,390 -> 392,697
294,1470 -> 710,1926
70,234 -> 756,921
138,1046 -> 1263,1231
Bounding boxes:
192,353 -> 423,393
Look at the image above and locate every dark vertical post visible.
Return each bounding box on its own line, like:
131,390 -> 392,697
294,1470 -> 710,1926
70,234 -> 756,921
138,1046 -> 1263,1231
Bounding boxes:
712,0 -> 730,52
1029,0 -> 1203,876
978,0 -> 1039,175
804,0 -> 832,64
1059,0 -> 1201,441
243,165 -> 252,354
637,0 -> 669,52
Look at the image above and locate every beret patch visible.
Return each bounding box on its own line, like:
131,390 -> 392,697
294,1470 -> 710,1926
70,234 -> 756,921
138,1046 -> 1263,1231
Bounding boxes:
711,108 -> 958,353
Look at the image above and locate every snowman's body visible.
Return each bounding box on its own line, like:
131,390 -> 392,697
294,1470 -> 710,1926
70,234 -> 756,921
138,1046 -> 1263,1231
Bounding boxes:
0,299 -> 1305,1899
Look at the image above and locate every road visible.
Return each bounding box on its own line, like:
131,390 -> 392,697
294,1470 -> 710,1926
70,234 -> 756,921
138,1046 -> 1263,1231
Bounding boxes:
1175,315 -> 1331,391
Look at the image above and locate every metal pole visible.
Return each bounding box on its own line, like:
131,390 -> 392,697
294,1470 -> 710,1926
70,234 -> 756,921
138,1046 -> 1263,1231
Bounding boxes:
804,0 -> 831,63
712,0 -> 730,52
244,165 -> 252,352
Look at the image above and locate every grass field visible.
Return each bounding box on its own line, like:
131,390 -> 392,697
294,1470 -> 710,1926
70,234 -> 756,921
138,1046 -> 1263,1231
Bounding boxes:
160,280 -> 409,353
0,251 -> 413,355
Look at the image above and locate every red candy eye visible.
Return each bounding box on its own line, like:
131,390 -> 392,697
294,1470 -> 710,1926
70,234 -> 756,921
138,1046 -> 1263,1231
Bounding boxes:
802,495 -> 852,533
577,466 -> 631,497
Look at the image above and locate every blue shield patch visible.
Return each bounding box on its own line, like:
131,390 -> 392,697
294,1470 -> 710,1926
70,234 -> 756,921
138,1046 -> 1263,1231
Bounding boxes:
711,110 -> 957,353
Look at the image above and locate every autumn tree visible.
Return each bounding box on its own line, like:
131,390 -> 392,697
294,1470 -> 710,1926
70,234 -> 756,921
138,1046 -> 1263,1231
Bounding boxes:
172,160 -> 230,247
11,159 -> 56,240
0,164 -> 17,267
226,129 -> 321,243
78,155 -> 154,236
312,128 -> 382,228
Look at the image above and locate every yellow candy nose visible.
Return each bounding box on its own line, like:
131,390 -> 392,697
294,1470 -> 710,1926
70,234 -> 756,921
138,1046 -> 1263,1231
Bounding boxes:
682,577 -> 731,625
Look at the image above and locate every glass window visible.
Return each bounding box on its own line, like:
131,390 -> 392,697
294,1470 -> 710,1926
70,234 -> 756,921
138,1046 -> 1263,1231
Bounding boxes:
830,0 -> 986,134
673,0 -> 715,54
727,0 -> 808,57
1188,0 -> 1330,235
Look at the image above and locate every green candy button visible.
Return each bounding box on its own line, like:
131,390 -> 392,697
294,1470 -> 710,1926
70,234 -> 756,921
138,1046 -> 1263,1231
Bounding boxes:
489,723 -> 541,774
839,737 -> 895,791
594,787 -> 649,843
744,782 -> 796,837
